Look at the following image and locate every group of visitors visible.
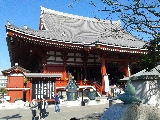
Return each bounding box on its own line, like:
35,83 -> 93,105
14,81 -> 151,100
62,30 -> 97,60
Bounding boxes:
30,97 -> 48,120
111,85 -> 124,97
30,92 -> 61,120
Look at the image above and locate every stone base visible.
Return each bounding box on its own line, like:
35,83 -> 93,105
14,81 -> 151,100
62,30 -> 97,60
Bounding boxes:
100,103 -> 160,120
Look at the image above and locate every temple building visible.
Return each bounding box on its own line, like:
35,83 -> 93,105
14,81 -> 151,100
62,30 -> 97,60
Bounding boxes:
3,6 -> 147,103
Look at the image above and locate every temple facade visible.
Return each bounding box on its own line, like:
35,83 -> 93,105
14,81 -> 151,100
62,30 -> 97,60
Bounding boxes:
3,6 -> 147,102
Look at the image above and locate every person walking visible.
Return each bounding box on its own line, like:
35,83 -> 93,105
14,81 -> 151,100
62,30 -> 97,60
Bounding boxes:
53,93 -> 60,113
30,98 -> 38,120
45,99 -> 48,115
39,97 -> 46,120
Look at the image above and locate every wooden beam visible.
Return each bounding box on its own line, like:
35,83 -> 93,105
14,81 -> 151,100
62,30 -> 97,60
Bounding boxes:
105,58 -> 140,62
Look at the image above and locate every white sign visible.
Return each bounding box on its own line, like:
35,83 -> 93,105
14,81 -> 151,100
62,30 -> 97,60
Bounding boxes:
4,96 -> 10,100
10,73 -> 23,76
104,75 -> 109,92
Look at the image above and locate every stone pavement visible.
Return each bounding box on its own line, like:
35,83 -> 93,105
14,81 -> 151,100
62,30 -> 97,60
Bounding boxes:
0,103 -> 109,120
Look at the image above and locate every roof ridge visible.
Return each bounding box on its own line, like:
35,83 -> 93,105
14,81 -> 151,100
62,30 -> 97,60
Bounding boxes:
40,6 -> 121,25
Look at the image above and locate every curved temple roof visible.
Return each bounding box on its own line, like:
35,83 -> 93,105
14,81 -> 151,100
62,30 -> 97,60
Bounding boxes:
6,6 -> 147,49
1,65 -> 31,75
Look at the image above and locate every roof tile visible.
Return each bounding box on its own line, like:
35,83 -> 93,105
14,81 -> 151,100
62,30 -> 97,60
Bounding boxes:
5,7 -> 147,49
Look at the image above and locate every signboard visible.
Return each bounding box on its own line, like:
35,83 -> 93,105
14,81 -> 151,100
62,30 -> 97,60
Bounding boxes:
104,75 -> 109,92
32,80 -> 54,100
4,96 -> 10,100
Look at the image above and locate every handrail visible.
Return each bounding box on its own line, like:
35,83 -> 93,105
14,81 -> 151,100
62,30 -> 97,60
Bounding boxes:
55,79 -> 103,95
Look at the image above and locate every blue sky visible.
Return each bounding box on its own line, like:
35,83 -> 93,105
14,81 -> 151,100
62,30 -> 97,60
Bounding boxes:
0,0 -> 150,70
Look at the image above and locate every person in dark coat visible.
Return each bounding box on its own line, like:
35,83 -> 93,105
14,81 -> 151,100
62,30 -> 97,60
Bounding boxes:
39,97 -> 46,120
53,93 -> 60,113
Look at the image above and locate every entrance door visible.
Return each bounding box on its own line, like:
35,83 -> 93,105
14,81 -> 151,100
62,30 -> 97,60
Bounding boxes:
87,67 -> 101,82
66,67 -> 84,80
23,92 -> 26,102
106,62 -> 123,85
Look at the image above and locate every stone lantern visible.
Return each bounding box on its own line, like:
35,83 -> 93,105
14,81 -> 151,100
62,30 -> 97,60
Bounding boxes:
64,73 -> 79,101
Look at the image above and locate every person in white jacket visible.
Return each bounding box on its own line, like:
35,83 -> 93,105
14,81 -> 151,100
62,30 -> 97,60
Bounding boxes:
30,98 -> 38,120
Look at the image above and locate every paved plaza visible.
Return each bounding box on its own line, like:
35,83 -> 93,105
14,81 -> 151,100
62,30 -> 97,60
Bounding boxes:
0,103 -> 109,120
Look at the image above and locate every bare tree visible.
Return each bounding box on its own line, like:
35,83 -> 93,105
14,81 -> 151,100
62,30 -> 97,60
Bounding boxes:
98,0 -> 160,70
69,0 -> 160,40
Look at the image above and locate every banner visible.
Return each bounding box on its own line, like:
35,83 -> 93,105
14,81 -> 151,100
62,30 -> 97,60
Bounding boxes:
104,75 -> 109,92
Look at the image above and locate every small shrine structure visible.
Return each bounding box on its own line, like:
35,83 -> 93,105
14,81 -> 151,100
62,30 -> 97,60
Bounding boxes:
1,64 -> 30,103
120,65 -> 160,107
2,63 -> 61,103
64,73 -> 79,101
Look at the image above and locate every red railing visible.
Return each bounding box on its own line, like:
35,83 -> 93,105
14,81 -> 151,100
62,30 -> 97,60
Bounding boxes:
55,79 -> 103,95
56,79 -> 68,87
93,82 -> 102,95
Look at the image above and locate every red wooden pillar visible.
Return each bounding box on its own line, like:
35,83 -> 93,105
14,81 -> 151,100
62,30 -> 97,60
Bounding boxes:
120,61 -> 130,77
29,79 -> 32,102
63,69 -> 67,80
101,58 -> 106,92
63,52 -> 67,80
26,80 -> 30,102
63,64 -> 67,80
42,58 -> 47,73
125,62 -> 130,77
80,80 -> 83,85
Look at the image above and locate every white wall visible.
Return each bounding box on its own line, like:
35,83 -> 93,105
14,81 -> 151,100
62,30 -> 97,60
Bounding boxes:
132,79 -> 160,107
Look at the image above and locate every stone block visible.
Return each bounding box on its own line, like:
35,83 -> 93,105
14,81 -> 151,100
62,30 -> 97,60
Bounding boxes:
100,103 -> 160,120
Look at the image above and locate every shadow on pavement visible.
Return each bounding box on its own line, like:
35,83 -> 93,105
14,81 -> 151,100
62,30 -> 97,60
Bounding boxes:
45,112 -> 49,118
36,112 -> 49,120
70,117 -> 80,120
0,113 -> 22,120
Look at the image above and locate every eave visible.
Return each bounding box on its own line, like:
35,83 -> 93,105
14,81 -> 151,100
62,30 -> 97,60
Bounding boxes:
6,30 -> 147,54
24,73 -> 62,78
